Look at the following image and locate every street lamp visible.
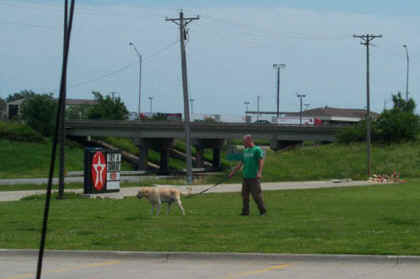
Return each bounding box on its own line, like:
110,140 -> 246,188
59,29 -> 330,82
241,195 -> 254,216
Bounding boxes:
297,93 -> 306,125
244,101 -> 250,113
129,42 -> 142,117
257,96 -> 261,121
148,96 -> 153,114
403,44 -> 409,101
190,98 -> 195,114
273,63 -> 286,118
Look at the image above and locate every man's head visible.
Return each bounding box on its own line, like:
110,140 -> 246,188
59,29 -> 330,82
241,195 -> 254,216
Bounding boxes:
243,134 -> 254,148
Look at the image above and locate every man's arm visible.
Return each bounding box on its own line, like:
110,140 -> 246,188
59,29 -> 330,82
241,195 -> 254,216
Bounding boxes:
229,161 -> 243,178
257,158 -> 264,179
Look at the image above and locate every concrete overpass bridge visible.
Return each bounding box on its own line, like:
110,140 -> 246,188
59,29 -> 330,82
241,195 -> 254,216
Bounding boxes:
65,120 -> 340,173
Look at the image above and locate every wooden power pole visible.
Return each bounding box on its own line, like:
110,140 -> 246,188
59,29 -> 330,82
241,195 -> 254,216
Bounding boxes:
353,33 -> 382,177
166,11 -> 199,184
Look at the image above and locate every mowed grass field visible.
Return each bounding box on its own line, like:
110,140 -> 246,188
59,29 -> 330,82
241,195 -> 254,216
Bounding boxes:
2,180 -> 420,255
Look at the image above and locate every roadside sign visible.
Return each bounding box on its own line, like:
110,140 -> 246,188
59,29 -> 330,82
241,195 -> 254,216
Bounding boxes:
84,148 -> 121,194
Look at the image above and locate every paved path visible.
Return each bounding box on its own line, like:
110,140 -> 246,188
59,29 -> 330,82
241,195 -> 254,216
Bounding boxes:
0,179 -> 377,202
1,250 -> 420,279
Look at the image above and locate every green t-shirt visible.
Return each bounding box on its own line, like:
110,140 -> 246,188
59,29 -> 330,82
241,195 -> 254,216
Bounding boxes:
241,146 -> 264,179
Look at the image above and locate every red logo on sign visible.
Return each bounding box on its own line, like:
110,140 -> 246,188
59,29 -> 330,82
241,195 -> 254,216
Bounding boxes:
91,151 -> 107,191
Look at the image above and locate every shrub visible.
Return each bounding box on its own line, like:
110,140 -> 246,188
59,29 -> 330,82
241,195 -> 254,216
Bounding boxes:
375,93 -> 419,143
21,94 -> 57,137
87,91 -> 129,120
338,93 -> 418,144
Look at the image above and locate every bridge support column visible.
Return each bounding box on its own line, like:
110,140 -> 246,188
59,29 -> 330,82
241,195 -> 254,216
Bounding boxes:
212,147 -> 222,170
134,139 -> 150,170
134,138 -> 174,173
194,146 -> 205,168
159,146 -> 170,174
193,139 -> 225,171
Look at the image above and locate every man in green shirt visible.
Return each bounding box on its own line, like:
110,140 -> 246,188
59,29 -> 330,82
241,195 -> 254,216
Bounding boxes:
229,134 -> 267,216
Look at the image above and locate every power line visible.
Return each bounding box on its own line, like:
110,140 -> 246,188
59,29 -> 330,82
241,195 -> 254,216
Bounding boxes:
68,63 -> 135,89
54,40 -> 179,91
201,13 -> 351,42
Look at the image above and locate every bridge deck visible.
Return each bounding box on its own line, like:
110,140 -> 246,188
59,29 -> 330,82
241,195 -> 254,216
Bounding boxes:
65,120 -> 339,142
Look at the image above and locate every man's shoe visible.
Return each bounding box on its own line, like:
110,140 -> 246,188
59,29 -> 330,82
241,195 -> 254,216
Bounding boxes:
260,211 -> 266,216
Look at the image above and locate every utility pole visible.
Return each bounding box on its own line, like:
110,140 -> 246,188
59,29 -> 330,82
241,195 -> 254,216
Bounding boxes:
297,93 -> 306,125
166,10 -> 199,185
403,44 -> 409,101
273,64 -> 286,118
353,33 -> 382,177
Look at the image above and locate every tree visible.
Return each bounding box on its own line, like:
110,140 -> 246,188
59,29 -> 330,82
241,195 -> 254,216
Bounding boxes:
6,90 -> 37,102
338,93 -> 418,144
376,93 -> 418,143
21,93 -> 57,137
66,104 -> 91,120
87,91 -> 129,120
0,97 -> 6,119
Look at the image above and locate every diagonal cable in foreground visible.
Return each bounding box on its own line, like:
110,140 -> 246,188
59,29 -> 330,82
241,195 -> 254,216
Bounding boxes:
35,1 -> 76,279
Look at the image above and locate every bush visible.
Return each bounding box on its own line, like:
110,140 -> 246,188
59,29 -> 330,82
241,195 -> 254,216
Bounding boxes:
375,93 -> 419,143
337,120 -> 378,144
21,94 -> 57,137
376,111 -> 418,143
87,91 -> 129,120
338,93 -> 418,144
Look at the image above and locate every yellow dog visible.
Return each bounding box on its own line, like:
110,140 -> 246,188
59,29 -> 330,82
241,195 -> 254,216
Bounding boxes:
136,186 -> 191,216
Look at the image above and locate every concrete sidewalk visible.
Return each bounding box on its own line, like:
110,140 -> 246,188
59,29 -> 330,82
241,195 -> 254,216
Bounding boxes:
3,249 -> 420,279
2,249 -> 420,264
0,180 -> 374,202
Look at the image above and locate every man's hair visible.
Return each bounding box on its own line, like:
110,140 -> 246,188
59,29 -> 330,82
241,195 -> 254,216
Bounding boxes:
243,134 -> 253,141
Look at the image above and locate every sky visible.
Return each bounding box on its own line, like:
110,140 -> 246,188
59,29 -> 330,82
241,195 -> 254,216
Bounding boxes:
1,0 -> 419,117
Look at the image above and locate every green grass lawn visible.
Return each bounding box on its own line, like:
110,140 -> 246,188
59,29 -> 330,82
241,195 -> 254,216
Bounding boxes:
2,180 -> 420,255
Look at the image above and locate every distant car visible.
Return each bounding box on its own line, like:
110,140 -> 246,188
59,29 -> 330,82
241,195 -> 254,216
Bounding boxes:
254,120 -> 271,125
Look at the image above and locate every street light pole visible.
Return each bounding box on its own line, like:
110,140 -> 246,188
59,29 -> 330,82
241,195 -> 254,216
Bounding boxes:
273,64 -> 286,118
148,96 -> 153,114
190,98 -> 194,114
129,42 -> 142,117
403,44 -> 409,101
244,101 -> 250,113
257,96 -> 261,121
297,93 -> 306,125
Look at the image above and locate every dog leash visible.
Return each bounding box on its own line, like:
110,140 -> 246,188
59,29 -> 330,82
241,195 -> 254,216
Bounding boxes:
186,177 -> 230,198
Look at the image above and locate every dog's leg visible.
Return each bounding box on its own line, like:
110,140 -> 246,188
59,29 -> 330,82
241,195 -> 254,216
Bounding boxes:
176,199 -> 185,216
156,201 -> 161,216
151,204 -> 155,216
